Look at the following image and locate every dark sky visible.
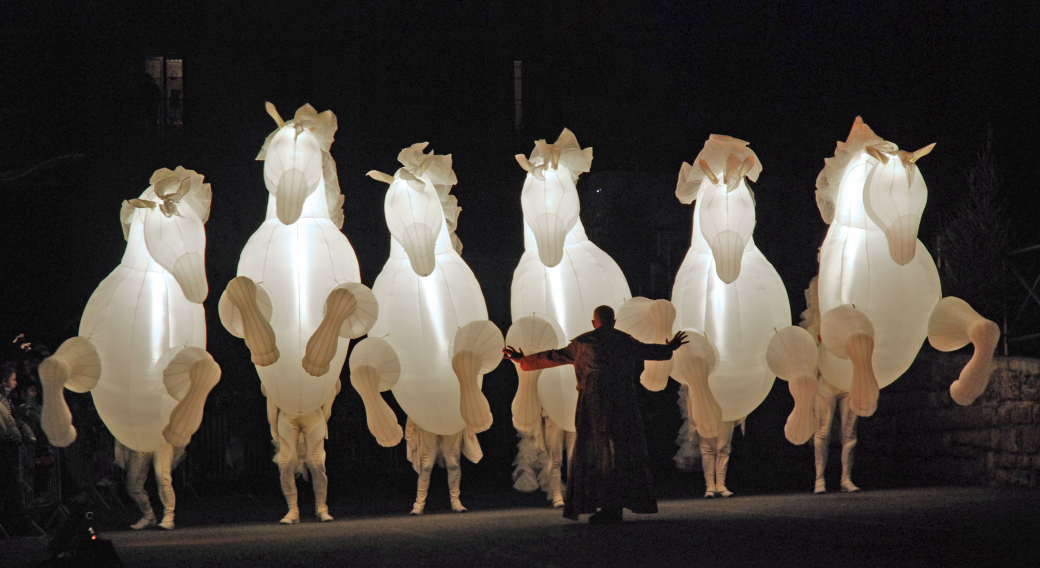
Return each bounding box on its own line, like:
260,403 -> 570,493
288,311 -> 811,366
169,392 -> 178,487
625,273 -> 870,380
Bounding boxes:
1,0 -> 1037,496
2,0 -> 1037,382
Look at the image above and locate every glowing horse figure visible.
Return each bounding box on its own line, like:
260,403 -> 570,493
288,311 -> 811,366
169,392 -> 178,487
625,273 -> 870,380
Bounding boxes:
671,136 -> 791,441
812,117 -> 1000,417
507,129 -> 631,506
357,144 -> 502,515
41,167 -> 221,530
219,104 -> 378,524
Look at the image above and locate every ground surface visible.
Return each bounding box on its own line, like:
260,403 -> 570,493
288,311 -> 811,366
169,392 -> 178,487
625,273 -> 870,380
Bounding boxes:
4,486 -> 1039,567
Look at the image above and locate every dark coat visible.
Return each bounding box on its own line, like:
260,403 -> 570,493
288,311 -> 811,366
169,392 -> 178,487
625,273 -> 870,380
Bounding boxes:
518,325 -> 672,519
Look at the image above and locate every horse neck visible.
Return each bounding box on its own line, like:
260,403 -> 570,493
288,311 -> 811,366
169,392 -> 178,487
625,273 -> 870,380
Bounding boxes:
264,177 -> 334,222
522,217 -> 588,251
688,200 -> 757,254
388,211 -> 459,261
831,153 -> 878,230
120,218 -> 165,273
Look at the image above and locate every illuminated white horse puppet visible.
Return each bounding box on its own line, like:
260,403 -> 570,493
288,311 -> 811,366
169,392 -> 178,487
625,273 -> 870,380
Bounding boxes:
219,103 -> 378,524
40,167 -> 221,530
356,144 -> 502,515
773,118 -> 1000,430
670,136 -> 793,496
506,129 -> 633,507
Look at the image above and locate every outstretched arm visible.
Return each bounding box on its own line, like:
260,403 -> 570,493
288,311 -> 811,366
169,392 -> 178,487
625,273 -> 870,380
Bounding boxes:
504,345 -> 577,371
632,331 -> 688,361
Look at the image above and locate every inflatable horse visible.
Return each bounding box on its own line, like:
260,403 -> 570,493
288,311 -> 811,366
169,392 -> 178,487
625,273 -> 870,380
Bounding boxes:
219,103 -> 377,523
355,144 -> 501,514
41,166 -> 220,529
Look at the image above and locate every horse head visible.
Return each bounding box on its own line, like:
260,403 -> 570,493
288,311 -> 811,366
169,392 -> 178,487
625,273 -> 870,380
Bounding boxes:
257,103 -> 343,227
816,117 -> 935,266
120,166 -> 212,303
367,143 -> 458,277
515,129 -> 593,268
676,135 -> 762,284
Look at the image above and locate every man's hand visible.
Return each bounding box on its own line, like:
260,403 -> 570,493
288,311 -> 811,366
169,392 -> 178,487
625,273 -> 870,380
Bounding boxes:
666,331 -> 688,351
502,346 -> 525,362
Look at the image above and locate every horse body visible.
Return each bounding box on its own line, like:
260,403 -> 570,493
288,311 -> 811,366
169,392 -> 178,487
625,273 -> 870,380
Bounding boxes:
370,219 -> 488,436
672,188 -> 790,421
816,221 -> 940,391
236,179 -> 362,414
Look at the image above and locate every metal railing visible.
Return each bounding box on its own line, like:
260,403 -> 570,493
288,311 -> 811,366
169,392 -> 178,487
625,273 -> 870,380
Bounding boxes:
1003,243 -> 1040,355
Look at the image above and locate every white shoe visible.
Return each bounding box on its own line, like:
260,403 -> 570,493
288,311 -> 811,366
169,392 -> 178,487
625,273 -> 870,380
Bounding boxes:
131,513 -> 157,530
814,479 -> 827,494
158,515 -> 175,530
552,497 -> 565,509
450,499 -> 467,513
280,509 -> 300,524
717,487 -> 734,498
409,504 -> 424,516
840,480 -> 860,493
317,511 -> 333,522
703,491 -> 715,499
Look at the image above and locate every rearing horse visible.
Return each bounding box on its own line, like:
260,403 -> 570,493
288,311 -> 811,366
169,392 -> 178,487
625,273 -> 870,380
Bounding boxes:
356,144 -> 501,514
219,103 -> 377,524
813,117 -> 1000,417
40,166 -> 221,530
671,136 -> 791,439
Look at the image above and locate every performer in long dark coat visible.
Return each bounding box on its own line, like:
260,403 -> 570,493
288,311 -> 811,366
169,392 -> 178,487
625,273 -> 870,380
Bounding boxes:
504,306 -> 687,524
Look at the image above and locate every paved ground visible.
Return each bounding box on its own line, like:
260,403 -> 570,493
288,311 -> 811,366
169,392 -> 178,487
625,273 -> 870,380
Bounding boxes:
5,486 -> 1039,567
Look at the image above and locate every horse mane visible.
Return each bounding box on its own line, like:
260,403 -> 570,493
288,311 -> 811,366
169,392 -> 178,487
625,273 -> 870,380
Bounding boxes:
676,135 -> 762,204
256,104 -> 345,229
814,117 -> 899,224
119,167 -> 212,241
798,275 -> 821,343
516,128 -> 593,185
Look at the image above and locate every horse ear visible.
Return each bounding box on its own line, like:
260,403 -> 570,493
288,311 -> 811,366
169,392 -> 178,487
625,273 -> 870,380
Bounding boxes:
910,143 -> 936,163
740,157 -> 755,178
698,160 -> 718,184
366,170 -> 395,185
265,102 -> 285,128
865,146 -> 889,164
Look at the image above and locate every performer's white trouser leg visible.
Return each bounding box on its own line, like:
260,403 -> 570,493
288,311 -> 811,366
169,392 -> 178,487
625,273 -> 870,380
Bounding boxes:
700,434 -> 717,497
153,442 -> 176,529
441,432 -> 466,513
299,412 -> 331,520
700,421 -> 736,497
814,385 -> 838,493
838,393 -> 860,492
127,450 -> 156,529
276,412 -> 301,524
545,418 -> 573,508
411,428 -> 439,515
714,421 -> 735,497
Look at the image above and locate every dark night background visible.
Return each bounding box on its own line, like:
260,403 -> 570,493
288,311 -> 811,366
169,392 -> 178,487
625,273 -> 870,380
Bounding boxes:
1,1 -> 1037,506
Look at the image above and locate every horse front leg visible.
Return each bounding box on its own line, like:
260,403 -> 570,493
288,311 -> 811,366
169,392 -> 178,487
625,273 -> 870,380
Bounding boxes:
38,337 -> 100,447
303,282 -> 378,376
928,297 -> 1001,405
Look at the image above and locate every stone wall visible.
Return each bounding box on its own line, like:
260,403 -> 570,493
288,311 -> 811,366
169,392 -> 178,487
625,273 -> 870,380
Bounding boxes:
859,351 -> 1040,489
